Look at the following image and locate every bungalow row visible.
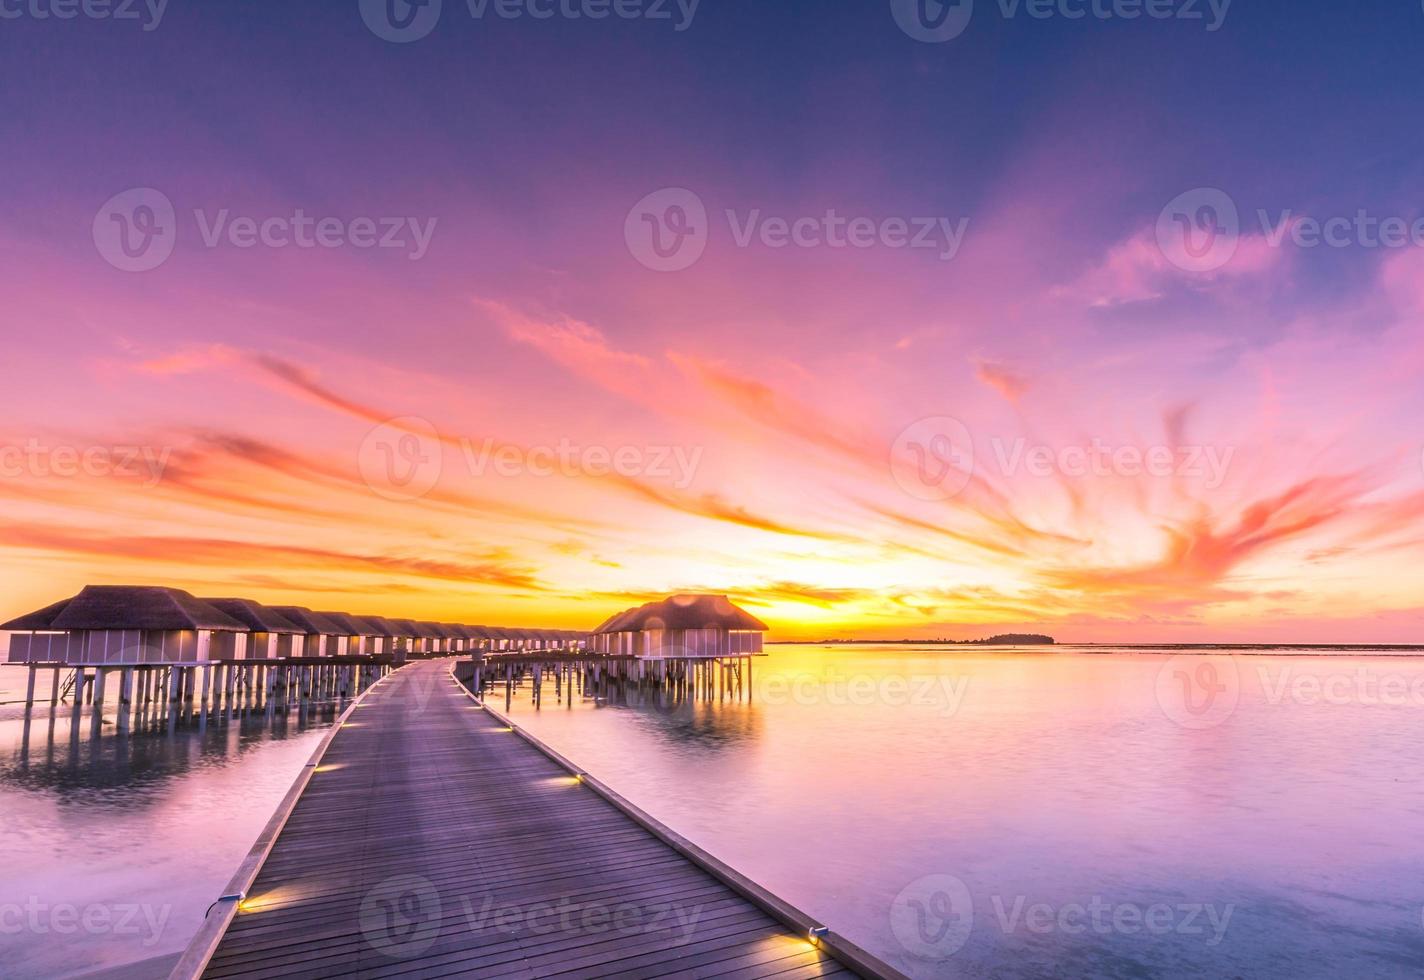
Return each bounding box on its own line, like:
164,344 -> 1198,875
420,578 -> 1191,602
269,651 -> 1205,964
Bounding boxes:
1,585 -> 586,667
590,594 -> 767,660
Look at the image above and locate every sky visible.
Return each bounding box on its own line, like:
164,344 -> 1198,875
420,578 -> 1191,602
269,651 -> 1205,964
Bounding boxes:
2,0 -> 1424,641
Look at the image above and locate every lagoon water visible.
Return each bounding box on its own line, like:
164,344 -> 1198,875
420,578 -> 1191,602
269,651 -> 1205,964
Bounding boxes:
499,645 -> 1424,979
3,646 -> 1424,978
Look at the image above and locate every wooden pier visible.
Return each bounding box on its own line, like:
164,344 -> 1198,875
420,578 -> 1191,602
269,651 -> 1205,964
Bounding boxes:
15,657 -> 393,739
173,659 -> 900,980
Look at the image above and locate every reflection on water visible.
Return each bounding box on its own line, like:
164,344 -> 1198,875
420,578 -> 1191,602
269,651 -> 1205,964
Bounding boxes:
0,665 -> 339,979
501,645 -> 1424,979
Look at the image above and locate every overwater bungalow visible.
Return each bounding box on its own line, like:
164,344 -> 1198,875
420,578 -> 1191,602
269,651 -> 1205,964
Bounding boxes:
381,619 -> 425,657
432,623 -> 465,653
450,625 -> 481,652
201,598 -> 304,660
361,617 -> 412,659
315,612 -> 387,658
590,604 -> 651,657
355,615 -> 402,657
417,622 -> 449,655
464,625 -> 497,652
2,586 -> 247,664
592,594 -> 767,659
268,607 -> 347,658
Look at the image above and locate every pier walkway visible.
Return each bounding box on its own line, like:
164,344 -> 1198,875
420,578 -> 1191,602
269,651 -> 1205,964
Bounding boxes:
183,660 -> 889,979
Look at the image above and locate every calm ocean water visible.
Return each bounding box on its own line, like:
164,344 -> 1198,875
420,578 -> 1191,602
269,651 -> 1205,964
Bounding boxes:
0,665 -> 338,978
3,647 -> 1424,978
498,644 -> 1424,979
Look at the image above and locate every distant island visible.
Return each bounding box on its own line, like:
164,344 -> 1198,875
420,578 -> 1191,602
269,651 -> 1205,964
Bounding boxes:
778,634 -> 1056,646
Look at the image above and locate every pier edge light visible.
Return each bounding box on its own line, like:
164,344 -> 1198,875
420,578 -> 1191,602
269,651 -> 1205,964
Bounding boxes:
808,926 -> 828,946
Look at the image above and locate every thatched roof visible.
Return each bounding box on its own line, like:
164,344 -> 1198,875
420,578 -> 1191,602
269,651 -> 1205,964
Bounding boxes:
359,616 -> 402,638
384,618 -> 425,638
593,603 -> 654,635
269,606 -> 347,636
201,598 -> 304,634
314,611 -> 386,637
1,596 -> 75,631
1,587 -> 608,642
408,621 -> 444,639
594,594 -> 767,634
2,586 -> 247,632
